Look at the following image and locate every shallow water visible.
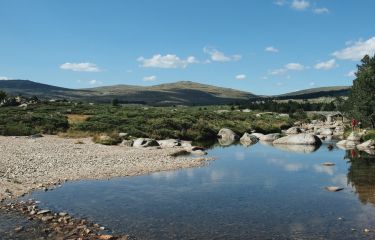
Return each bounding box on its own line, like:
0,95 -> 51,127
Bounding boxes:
26,141 -> 375,239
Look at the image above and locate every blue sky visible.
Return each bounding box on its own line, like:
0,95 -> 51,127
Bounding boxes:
1,0 -> 375,95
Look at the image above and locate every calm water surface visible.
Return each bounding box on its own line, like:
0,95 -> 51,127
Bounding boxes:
27,141 -> 375,239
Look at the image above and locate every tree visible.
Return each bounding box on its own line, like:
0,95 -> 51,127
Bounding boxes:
111,98 -> 119,106
346,54 -> 375,128
0,91 -> 6,103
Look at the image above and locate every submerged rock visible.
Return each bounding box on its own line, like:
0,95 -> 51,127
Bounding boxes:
325,186 -> 344,192
273,133 -> 322,145
321,162 -> 335,166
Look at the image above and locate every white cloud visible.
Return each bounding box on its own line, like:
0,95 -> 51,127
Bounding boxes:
60,62 -> 101,72
143,75 -> 157,82
89,79 -> 102,85
346,70 -> 356,78
332,36 -> 375,61
274,0 -> 286,6
313,7 -> 329,14
269,68 -> 288,76
285,62 -> 305,70
309,82 -> 316,86
291,0 -> 310,10
137,54 -> 197,68
265,46 -> 279,53
314,59 -> 338,70
0,76 -> 10,80
235,74 -> 246,80
203,47 -> 241,62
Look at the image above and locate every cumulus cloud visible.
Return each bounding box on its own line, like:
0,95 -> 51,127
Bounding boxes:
285,62 -> 305,70
291,0 -> 310,10
0,76 -> 10,80
274,0 -> 286,6
89,80 -> 102,85
235,74 -> 246,80
332,37 -> 375,61
314,59 -> 338,70
269,68 -> 288,76
265,46 -> 279,53
346,70 -> 356,78
143,75 -> 157,82
203,47 -> 241,62
60,62 -> 101,72
314,7 -> 329,14
137,54 -> 197,68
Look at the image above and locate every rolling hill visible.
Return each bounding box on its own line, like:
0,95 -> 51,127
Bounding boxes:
0,80 -> 351,105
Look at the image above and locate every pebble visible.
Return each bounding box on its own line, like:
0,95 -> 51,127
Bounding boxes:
37,209 -> 51,215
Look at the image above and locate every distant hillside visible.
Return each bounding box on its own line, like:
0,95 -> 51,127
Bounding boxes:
276,86 -> 351,100
0,80 -> 255,105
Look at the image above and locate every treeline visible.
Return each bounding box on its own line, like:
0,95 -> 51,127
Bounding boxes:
235,99 -> 340,113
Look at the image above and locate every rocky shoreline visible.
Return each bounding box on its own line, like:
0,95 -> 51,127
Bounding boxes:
0,135 -> 213,202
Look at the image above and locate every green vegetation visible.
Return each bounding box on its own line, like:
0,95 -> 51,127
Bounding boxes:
0,101 -> 301,140
345,54 -> 375,128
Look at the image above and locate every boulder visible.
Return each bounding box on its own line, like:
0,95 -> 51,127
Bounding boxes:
250,133 -> 264,139
285,127 -> 302,135
118,132 -> 129,139
318,128 -> 333,136
133,138 -> 160,148
157,139 -> 181,148
273,133 -> 322,145
273,144 -> 318,154
336,140 -> 357,150
217,128 -> 239,141
121,140 -> 133,147
240,133 -> 259,146
357,139 -> 375,150
259,133 -> 281,142
347,132 -> 362,141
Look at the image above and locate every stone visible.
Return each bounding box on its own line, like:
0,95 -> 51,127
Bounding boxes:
132,138 -> 159,148
217,128 -> 239,141
273,134 -> 322,145
240,133 -> 259,146
121,140 -> 133,147
325,186 -> 344,192
191,150 -> 207,155
98,235 -> 114,240
118,133 -> 128,139
157,139 -> 181,148
322,162 -> 335,166
319,128 -> 333,136
347,132 -> 362,141
259,133 -> 281,142
357,139 -> 375,150
37,209 -> 51,215
285,127 -> 302,135
250,133 -> 264,139
41,216 -> 54,222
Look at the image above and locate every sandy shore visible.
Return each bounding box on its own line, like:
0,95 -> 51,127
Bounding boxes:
0,135 -> 211,201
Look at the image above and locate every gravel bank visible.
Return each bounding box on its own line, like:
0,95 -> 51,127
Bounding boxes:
0,136 -> 212,201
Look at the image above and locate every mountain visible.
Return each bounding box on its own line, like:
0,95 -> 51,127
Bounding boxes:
0,80 -> 255,105
0,80 -> 351,105
276,86 -> 351,100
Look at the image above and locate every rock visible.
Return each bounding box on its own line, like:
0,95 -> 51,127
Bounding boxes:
259,133 -> 281,142
325,186 -> 344,192
30,134 -> 43,139
327,144 -> 334,150
41,216 -> 54,222
347,132 -> 362,141
273,134 -> 322,145
58,212 -> 68,217
250,133 -> 264,139
181,141 -> 192,148
218,137 -> 235,146
240,133 -> 259,146
322,162 -> 335,166
157,139 -> 181,148
285,127 -> 302,135
191,150 -> 207,155
99,235 -> 114,240
357,139 -> 375,150
121,140 -> 133,147
133,138 -> 159,148
319,128 -> 333,136
37,209 -> 51,215
217,128 -> 239,141
14,226 -> 24,232
118,133 -> 128,139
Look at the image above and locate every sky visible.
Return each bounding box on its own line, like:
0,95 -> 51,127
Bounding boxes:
1,0 -> 375,95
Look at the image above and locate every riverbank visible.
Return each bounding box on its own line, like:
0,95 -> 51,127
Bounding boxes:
0,135 -> 212,202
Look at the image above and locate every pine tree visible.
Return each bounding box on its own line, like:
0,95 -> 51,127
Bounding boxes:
346,55 -> 375,128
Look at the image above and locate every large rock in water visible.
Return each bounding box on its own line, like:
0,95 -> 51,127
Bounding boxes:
133,138 -> 160,148
240,133 -> 259,146
357,139 -> 375,150
336,132 -> 362,150
250,133 -> 264,139
347,132 -> 362,141
273,133 -> 322,145
259,133 -> 281,141
217,128 -> 239,141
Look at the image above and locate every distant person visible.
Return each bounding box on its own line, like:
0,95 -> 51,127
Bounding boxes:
351,119 -> 357,131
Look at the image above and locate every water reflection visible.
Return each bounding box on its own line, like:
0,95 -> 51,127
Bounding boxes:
347,150 -> 375,206
273,144 -> 319,154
